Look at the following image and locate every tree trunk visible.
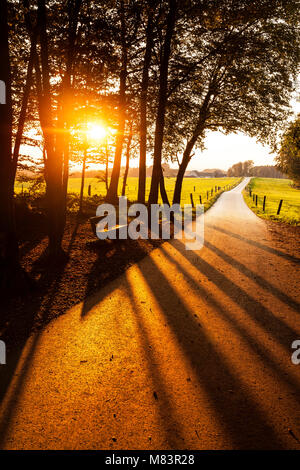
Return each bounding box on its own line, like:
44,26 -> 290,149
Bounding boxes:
172,146 -> 194,205
0,0 -> 31,294
105,138 -> 109,191
106,0 -> 127,204
36,0 -> 65,257
138,3 -> 155,203
61,0 -> 82,221
160,167 -> 170,205
173,90 -> 213,204
122,127 -> 132,197
79,145 -> 87,214
36,0 -> 81,257
148,0 -> 177,205
11,24 -> 38,183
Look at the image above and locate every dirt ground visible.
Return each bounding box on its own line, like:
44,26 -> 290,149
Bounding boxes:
0,179 -> 299,450
1,213 -> 162,350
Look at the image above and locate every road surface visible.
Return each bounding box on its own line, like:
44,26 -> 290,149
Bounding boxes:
0,178 -> 299,449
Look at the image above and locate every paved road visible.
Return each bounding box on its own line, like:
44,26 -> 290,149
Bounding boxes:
0,178 -> 300,449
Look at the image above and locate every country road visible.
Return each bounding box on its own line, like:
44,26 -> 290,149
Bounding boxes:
0,178 -> 299,450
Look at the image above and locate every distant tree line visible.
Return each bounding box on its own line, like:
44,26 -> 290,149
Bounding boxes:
227,160 -> 254,176
250,165 -> 287,179
227,160 -> 287,178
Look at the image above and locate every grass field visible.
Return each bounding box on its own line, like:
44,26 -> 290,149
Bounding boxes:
15,176 -> 241,209
243,178 -> 300,225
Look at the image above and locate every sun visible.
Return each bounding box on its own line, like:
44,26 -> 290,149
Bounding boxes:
87,123 -> 107,141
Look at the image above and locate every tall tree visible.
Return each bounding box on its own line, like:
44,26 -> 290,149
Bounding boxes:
0,0 -> 29,292
105,0 -> 128,204
34,0 -> 82,256
169,0 -> 300,203
11,3 -> 38,183
122,121 -> 133,196
137,0 -> 156,203
148,0 -> 177,205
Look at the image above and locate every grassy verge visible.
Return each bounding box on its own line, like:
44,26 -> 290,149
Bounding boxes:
243,177 -> 300,226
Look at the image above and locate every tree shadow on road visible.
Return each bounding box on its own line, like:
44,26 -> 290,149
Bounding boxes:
206,223 -> 300,265
0,251 -> 69,448
132,246 -> 287,449
170,240 -> 298,350
80,238 -> 161,317
125,277 -> 186,449
204,239 -> 300,312
159,241 -> 300,398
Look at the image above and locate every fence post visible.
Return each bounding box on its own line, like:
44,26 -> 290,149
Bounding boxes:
199,195 -> 202,204
88,184 -> 91,196
255,195 -> 258,206
263,195 -> 266,212
194,186 -> 196,192
277,199 -> 283,215
190,193 -> 195,208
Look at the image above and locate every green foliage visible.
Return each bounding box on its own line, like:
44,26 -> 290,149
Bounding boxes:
276,115 -> 300,186
164,0 -> 300,164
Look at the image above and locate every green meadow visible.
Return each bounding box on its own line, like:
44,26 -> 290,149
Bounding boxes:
244,178 -> 300,225
15,176 -> 241,209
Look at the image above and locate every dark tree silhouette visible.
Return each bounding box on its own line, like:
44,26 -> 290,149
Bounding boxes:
148,0 -> 177,205
0,0 -> 30,293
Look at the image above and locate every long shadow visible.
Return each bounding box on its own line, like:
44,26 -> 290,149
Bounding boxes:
158,243 -> 300,398
81,238 -> 161,317
66,214 -> 86,255
81,241 -> 129,317
0,252 -> 69,448
0,331 -> 42,448
19,236 -> 46,260
125,278 -> 186,448
0,215 -> 91,447
171,240 -> 299,349
204,240 -> 300,312
135,253 -> 285,449
206,223 -> 300,265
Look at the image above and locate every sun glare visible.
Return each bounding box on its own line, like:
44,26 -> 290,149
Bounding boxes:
87,123 -> 107,141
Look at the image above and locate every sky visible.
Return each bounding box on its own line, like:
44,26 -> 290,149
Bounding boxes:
168,132 -> 275,172
128,97 -> 300,172
129,131 -> 276,172
156,96 -> 300,172
21,95 -> 300,173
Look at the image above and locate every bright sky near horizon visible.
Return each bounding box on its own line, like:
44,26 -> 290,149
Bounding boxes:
162,96 -> 300,172
21,95 -> 299,173
174,131 -> 275,171
133,97 -> 300,172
